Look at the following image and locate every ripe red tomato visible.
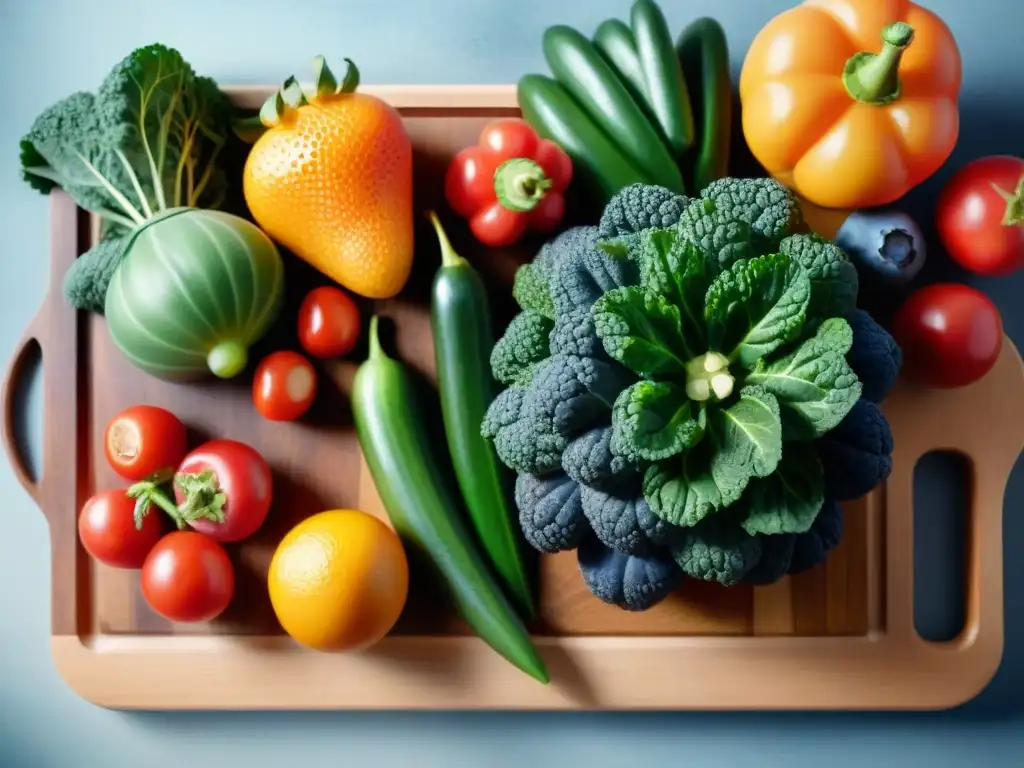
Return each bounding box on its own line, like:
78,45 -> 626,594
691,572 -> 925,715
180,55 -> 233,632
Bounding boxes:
892,283 -> 1003,389
174,439 -> 274,543
298,286 -> 361,359
141,531 -> 235,623
77,489 -> 165,569
104,405 -> 188,482
253,351 -> 318,422
936,155 -> 1024,276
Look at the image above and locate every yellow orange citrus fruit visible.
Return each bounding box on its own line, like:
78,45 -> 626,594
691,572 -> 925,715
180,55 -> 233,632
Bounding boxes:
268,509 -> 409,651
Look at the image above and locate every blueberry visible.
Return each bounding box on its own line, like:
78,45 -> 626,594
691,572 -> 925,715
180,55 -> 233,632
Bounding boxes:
835,209 -> 927,285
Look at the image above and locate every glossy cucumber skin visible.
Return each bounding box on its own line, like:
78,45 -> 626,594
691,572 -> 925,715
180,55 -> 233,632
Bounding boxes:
677,17 -> 732,192
517,73 -> 649,205
592,18 -> 650,113
630,0 -> 696,160
431,263 -> 535,619
351,323 -> 549,684
542,25 -> 684,194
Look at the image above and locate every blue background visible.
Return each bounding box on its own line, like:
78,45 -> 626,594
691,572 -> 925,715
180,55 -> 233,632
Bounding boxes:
1,0 -> 1021,765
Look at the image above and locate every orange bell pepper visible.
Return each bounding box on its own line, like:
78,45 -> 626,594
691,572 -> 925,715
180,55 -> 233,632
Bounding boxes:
739,0 -> 962,210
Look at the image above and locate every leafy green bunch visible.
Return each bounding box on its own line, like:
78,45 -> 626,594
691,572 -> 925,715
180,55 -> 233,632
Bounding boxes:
482,179 -> 901,610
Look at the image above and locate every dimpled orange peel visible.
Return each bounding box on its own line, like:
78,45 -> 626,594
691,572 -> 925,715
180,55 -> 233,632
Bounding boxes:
241,56 -> 414,299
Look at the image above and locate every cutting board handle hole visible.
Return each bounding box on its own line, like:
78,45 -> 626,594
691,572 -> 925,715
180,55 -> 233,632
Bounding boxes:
5,338 -> 43,487
913,450 -> 970,643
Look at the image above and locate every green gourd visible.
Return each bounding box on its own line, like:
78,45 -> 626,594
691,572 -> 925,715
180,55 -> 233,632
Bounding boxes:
104,208 -> 285,381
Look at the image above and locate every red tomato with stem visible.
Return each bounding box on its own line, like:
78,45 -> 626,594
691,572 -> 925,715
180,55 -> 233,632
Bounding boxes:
104,405 -> 188,482
445,118 -> 573,247
141,531 -> 235,623
298,286 -> 361,359
174,439 -> 274,543
936,155 -> 1024,276
253,351 -> 318,422
77,489 -> 165,569
892,283 -> 1003,389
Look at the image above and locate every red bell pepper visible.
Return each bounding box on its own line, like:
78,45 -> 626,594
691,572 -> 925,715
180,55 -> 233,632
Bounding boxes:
444,118 -> 573,248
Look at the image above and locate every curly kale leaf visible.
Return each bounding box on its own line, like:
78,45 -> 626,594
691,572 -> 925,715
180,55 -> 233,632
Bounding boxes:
699,176 -> 803,250
676,197 -> 757,272
611,380 -> 706,463
596,183 -> 690,258
550,305 -> 604,358
550,226 -> 639,313
845,309 -> 902,403
704,252 -> 811,370
593,286 -> 693,376
561,425 -> 634,490
578,536 -> 683,611
745,317 -> 862,441
744,533 -> 797,585
778,233 -> 859,323
481,386 -> 565,474
741,442 -> 826,536
515,471 -> 590,553
527,354 -> 635,438
490,310 -> 554,386
580,485 -> 671,556
817,399 -> 894,501
512,262 -> 555,319
643,449 -> 723,527
62,235 -> 129,314
788,497 -> 844,574
707,385 -> 783,506
671,514 -> 762,586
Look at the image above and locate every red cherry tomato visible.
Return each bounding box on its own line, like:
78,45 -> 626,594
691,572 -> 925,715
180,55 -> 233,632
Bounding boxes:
141,531 -> 234,623
892,283 -> 1003,389
298,286 -> 361,359
104,405 -> 188,482
253,350 -> 318,422
936,155 -> 1024,276
77,489 -> 165,569
174,439 -> 274,543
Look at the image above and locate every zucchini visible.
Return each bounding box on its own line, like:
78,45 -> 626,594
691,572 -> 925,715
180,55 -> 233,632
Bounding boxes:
517,73 -> 649,204
427,212 -> 535,619
630,0 -> 696,159
592,18 -> 650,112
542,25 -> 685,194
352,316 -> 549,684
677,17 -> 733,192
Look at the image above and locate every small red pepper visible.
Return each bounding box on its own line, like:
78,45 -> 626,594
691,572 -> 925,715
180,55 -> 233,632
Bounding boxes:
444,118 -> 573,248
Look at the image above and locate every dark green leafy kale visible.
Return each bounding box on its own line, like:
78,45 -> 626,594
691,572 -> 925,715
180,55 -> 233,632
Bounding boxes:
482,179 -> 897,605
62,236 -> 129,314
578,536 -> 683,611
20,43 -> 234,313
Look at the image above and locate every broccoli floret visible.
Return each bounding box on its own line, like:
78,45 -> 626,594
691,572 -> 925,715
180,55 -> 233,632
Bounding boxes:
744,533 -> 797,585
670,516 -> 763,587
512,262 -> 555,319
788,498 -> 844,574
515,472 -> 591,553
577,536 -> 683,611
676,197 -> 758,272
549,226 -> 640,313
490,310 -> 554,386
699,177 -> 803,249
549,305 -> 605,359
596,183 -> 691,257
481,386 -> 566,474
778,233 -> 859,321
580,484 -> 672,556
845,309 -> 902,403
562,425 -> 634,490
817,399 -> 894,501
62,236 -> 128,314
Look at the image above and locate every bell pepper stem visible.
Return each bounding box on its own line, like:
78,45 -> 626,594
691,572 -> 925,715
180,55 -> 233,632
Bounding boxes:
843,22 -> 915,106
494,157 -> 553,213
992,176 -> 1024,227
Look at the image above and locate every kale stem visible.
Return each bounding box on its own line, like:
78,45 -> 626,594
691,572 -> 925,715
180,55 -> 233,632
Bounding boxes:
115,149 -> 153,218
72,149 -> 146,225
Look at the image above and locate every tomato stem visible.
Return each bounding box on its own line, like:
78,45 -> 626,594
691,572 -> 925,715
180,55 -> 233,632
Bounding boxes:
494,157 -> 552,213
991,175 -> 1024,227
126,476 -> 185,531
843,22 -> 915,106
175,470 -> 228,524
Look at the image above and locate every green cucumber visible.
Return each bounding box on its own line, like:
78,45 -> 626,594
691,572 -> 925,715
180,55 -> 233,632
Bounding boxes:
593,18 -> 651,113
351,316 -> 549,685
427,212 -> 535,619
517,73 -> 649,204
542,25 -> 684,194
630,0 -> 695,159
677,17 -> 733,192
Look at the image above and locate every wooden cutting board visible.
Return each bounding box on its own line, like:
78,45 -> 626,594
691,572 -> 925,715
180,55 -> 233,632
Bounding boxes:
2,85 -> 1021,710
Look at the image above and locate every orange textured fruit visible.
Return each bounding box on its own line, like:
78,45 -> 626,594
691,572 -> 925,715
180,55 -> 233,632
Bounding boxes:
243,76 -> 414,299
267,509 -> 409,652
